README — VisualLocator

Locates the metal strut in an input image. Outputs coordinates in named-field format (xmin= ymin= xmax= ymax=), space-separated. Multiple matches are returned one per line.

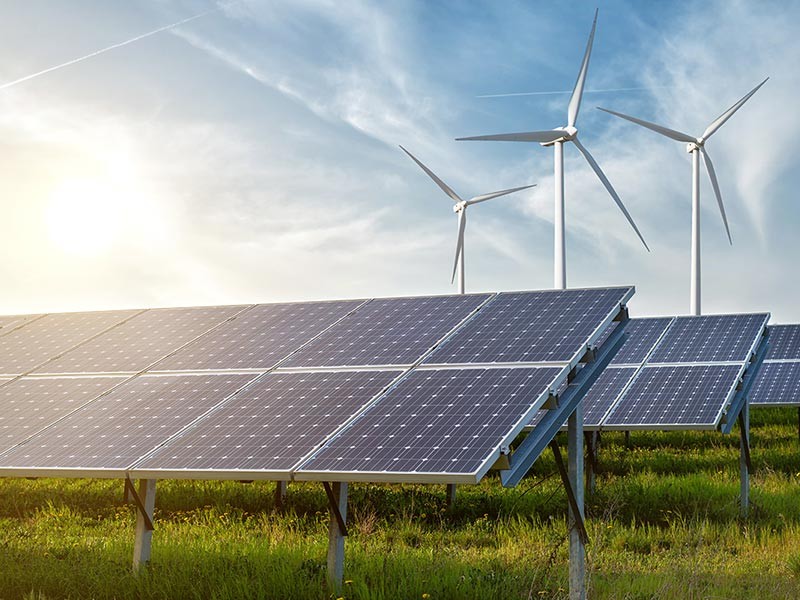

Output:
xmin=125 ymin=477 xmax=154 ymax=531
xmin=738 ymin=412 xmax=752 ymax=472
xmin=549 ymin=440 xmax=589 ymax=545
xmin=323 ymin=482 xmax=348 ymax=537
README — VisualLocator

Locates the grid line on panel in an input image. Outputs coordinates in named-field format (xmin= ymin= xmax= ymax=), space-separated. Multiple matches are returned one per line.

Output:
xmin=0 ymin=314 xmax=47 ymax=339
xmin=132 ymin=370 xmax=401 ymax=474
xmin=297 ymin=367 xmax=563 ymax=478
xmin=0 ymin=373 xmax=260 ymax=471
xmin=422 ymin=287 xmax=632 ymax=366
xmin=33 ymin=304 xmax=253 ymax=375
xmin=151 ymin=300 xmax=365 ymax=372
xmin=0 ymin=309 xmax=145 ymax=377
xmin=280 ymin=293 xmax=494 ymax=368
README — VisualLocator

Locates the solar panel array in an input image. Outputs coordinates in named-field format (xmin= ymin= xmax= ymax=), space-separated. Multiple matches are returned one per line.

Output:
xmin=750 ymin=324 xmax=800 ymax=406
xmin=555 ymin=314 xmax=768 ymax=431
xmin=0 ymin=287 xmax=633 ymax=484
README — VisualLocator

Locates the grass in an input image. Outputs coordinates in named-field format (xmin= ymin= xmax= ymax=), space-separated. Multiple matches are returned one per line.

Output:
xmin=0 ymin=407 xmax=799 ymax=599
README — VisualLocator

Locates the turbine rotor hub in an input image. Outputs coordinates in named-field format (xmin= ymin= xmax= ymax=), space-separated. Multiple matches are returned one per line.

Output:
xmin=540 ymin=126 xmax=577 ymax=146
xmin=453 ymin=201 xmax=467 ymax=213
xmin=686 ymin=140 xmax=703 ymax=153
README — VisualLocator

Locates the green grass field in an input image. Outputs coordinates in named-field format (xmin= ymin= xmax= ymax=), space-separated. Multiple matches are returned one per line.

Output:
xmin=1 ymin=407 xmax=799 ymax=599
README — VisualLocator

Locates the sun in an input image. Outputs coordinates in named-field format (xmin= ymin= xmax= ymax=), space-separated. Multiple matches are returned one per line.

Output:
xmin=46 ymin=178 xmax=123 ymax=256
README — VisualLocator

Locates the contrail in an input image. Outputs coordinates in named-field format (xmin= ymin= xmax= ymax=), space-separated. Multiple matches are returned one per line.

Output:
xmin=477 ymin=86 xmax=666 ymax=99
xmin=0 ymin=8 xmax=218 ymax=91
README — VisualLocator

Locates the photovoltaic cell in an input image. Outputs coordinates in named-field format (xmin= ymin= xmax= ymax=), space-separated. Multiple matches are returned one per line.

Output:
xmin=603 ymin=365 xmax=741 ymax=428
xmin=648 ymin=314 xmax=768 ymax=364
xmin=282 ymin=294 xmax=490 ymax=368
xmin=135 ymin=370 xmax=399 ymax=474
xmin=0 ymin=376 xmax=126 ymax=452
xmin=609 ymin=318 xmax=673 ymax=365
xmin=764 ymin=325 xmax=800 ymax=360
xmin=0 ymin=310 xmax=138 ymax=375
xmin=581 ymin=367 xmax=637 ymax=427
xmin=35 ymin=305 xmax=246 ymax=375
xmin=0 ymin=373 xmax=256 ymax=471
xmin=0 ymin=314 xmax=41 ymax=337
xmin=423 ymin=287 xmax=631 ymax=365
xmin=152 ymin=301 xmax=361 ymax=371
xmin=299 ymin=367 xmax=562 ymax=478
xmin=750 ymin=362 xmax=800 ymax=406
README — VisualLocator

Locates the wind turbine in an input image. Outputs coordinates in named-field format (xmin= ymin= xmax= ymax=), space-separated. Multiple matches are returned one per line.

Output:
xmin=597 ymin=77 xmax=768 ymax=315
xmin=399 ymin=145 xmax=535 ymax=294
xmin=456 ymin=9 xmax=649 ymax=290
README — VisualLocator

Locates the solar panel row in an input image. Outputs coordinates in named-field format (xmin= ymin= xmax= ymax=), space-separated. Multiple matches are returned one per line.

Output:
xmin=0 ymin=287 xmax=634 ymax=483
xmin=749 ymin=324 xmax=800 ymax=406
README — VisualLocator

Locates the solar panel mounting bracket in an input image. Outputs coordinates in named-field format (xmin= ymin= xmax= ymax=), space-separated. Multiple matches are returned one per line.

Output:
xmin=499 ymin=308 xmax=629 ymax=488
xmin=549 ymin=440 xmax=589 ymax=545
xmin=323 ymin=482 xmax=348 ymax=537
xmin=124 ymin=476 xmax=154 ymax=532
xmin=720 ymin=328 xmax=769 ymax=435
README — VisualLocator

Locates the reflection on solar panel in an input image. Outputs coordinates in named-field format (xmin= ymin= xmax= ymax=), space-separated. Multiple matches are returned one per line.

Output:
xmin=0 ymin=373 xmax=256 ymax=472
xmin=283 ymin=294 xmax=490 ymax=368
xmin=0 ymin=376 xmax=126 ymax=452
xmin=603 ymin=365 xmax=742 ymax=429
xmin=35 ymin=306 xmax=245 ymax=375
xmin=763 ymin=325 xmax=800 ymax=361
xmin=298 ymin=367 xmax=562 ymax=481
xmin=424 ymin=287 xmax=632 ymax=365
xmin=750 ymin=361 xmax=800 ymax=406
xmin=134 ymin=370 xmax=399 ymax=476
xmin=153 ymin=301 xmax=361 ymax=372
xmin=648 ymin=314 xmax=768 ymax=364
xmin=609 ymin=318 xmax=672 ymax=365
xmin=0 ymin=310 xmax=138 ymax=375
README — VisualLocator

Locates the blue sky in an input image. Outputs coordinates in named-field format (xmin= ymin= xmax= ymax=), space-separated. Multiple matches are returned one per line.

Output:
xmin=0 ymin=0 xmax=797 ymax=321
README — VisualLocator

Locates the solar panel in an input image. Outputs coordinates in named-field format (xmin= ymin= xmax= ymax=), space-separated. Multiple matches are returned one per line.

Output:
xmin=603 ymin=365 xmax=742 ymax=429
xmin=0 ymin=373 xmax=256 ymax=473
xmin=423 ymin=287 xmax=632 ymax=365
xmin=152 ymin=301 xmax=361 ymax=372
xmin=132 ymin=370 xmax=399 ymax=477
xmin=34 ymin=305 xmax=246 ymax=375
xmin=749 ymin=362 xmax=800 ymax=406
xmin=0 ymin=376 xmax=126 ymax=452
xmin=0 ymin=310 xmax=138 ymax=376
xmin=0 ymin=314 xmax=42 ymax=337
xmin=296 ymin=367 xmax=562 ymax=482
xmin=282 ymin=294 xmax=490 ymax=368
xmin=763 ymin=325 xmax=800 ymax=360
xmin=648 ymin=314 xmax=768 ymax=364
xmin=609 ymin=318 xmax=673 ymax=365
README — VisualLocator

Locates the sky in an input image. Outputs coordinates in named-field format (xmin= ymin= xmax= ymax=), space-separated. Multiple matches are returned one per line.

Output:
xmin=0 ymin=0 xmax=797 ymax=322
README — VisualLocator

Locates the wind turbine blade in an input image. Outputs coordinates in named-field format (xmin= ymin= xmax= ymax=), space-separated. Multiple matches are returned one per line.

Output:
xmin=700 ymin=147 xmax=732 ymax=245
xmin=572 ymin=137 xmax=650 ymax=251
xmin=467 ymin=184 xmax=536 ymax=205
xmin=456 ymin=130 xmax=565 ymax=143
xmin=567 ymin=8 xmax=598 ymax=128
xmin=399 ymin=145 xmax=462 ymax=203
xmin=597 ymin=107 xmax=695 ymax=143
xmin=451 ymin=209 xmax=467 ymax=284
xmin=702 ymin=77 xmax=769 ymax=140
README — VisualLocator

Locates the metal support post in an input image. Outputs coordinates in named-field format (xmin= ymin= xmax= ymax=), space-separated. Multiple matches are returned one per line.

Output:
xmin=584 ymin=431 xmax=598 ymax=495
xmin=568 ymin=405 xmax=586 ymax=600
xmin=446 ymin=484 xmax=457 ymax=507
xmin=624 ymin=430 xmax=631 ymax=447
xmin=131 ymin=478 xmax=156 ymax=570
xmin=324 ymin=482 xmax=348 ymax=592
xmin=797 ymin=407 xmax=799 ymax=445
xmin=275 ymin=481 xmax=288 ymax=508
xmin=739 ymin=402 xmax=751 ymax=518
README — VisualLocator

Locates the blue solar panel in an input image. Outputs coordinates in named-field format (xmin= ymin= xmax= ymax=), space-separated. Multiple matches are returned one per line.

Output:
xmin=423 ymin=287 xmax=632 ymax=365
xmin=603 ymin=365 xmax=742 ymax=428
xmin=609 ymin=318 xmax=673 ymax=365
xmin=298 ymin=367 xmax=562 ymax=479
xmin=582 ymin=367 xmax=637 ymax=427
xmin=0 ymin=373 xmax=256 ymax=471
xmin=750 ymin=362 xmax=800 ymax=406
xmin=648 ymin=314 xmax=768 ymax=364
xmin=282 ymin=294 xmax=490 ymax=368
xmin=152 ymin=300 xmax=361 ymax=371
xmin=134 ymin=370 xmax=399 ymax=475
xmin=764 ymin=325 xmax=800 ymax=360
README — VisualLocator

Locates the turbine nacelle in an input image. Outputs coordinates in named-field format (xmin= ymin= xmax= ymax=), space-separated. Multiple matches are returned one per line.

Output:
xmin=453 ymin=200 xmax=468 ymax=213
xmin=540 ymin=126 xmax=579 ymax=147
